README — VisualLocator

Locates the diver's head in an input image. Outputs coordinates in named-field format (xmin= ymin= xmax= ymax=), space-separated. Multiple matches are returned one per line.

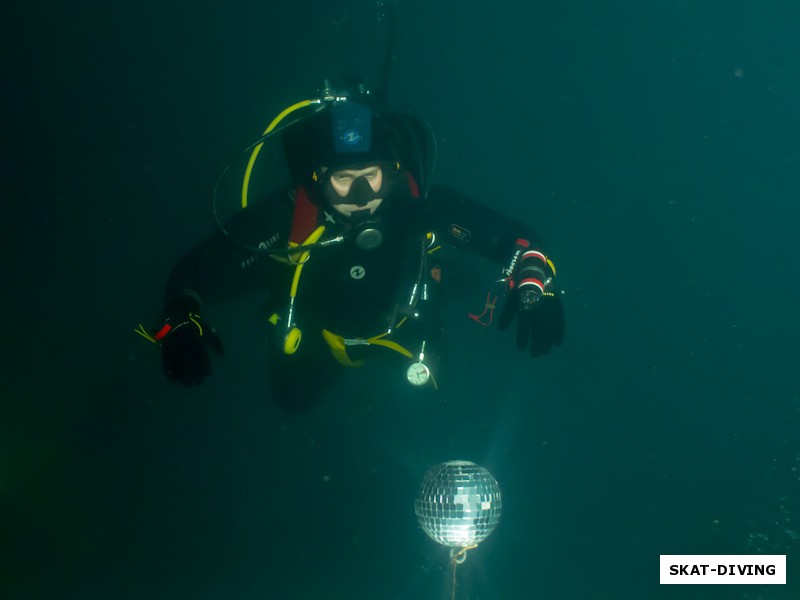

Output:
xmin=320 ymin=162 xmax=385 ymax=217
xmin=312 ymin=100 xmax=399 ymax=218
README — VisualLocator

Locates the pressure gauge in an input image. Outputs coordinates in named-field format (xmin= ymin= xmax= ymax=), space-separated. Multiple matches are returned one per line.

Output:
xmin=406 ymin=362 xmax=431 ymax=386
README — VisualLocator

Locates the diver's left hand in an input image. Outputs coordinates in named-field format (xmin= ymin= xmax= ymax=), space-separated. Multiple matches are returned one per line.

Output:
xmin=498 ymin=288 xmax=564 ymax=356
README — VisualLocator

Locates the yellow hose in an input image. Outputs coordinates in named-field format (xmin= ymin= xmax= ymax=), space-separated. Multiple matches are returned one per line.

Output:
xmin=241 ymin=98 xmax=320 ymax=209
xmin=289 ymin=225 xmax=326 ymax=297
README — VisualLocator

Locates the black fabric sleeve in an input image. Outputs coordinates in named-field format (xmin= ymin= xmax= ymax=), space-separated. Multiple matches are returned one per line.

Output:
xmin=163 ymin=189 xmax=294 ymax=315
xmin=424 ymin=185 xmax=545 ymax=264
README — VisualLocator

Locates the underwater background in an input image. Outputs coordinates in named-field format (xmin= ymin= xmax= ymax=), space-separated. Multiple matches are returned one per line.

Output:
xmin=3 ymin=0 xmax=800 ymax=598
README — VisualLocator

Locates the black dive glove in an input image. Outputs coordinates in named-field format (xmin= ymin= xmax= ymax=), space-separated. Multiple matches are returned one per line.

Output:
xmin=497 ymin=240 xmax=565 ymax=356
xmin=151 ymin=295 xmax=224 ymax=386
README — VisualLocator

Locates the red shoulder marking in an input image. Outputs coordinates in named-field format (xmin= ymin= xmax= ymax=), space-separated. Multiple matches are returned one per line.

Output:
xmin=405 ymin=171 xmax=420 ymax=199
xmin=289 ymin=186 xmax=320 ymax=244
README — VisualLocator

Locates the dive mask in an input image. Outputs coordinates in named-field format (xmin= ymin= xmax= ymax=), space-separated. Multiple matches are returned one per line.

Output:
xmin=321 ymin=162 xmax=396 ymax=208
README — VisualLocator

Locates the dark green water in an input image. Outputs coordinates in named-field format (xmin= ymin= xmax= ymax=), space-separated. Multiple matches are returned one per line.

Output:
xmin=3 ymin=1 xmax=799 ymax=598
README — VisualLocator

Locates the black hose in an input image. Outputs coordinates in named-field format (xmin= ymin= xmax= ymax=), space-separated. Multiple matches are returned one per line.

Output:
xmin=377 ymin=0 xmax=396 ymax=104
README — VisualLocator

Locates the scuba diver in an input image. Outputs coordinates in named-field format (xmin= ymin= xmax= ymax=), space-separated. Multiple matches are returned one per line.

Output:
xmin=136 ymin=79 xmax=565 ymax=410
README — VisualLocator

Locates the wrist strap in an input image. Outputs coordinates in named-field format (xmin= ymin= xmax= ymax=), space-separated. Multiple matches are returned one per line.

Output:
xmin=134 ymin=313 xmax=203 ymax=344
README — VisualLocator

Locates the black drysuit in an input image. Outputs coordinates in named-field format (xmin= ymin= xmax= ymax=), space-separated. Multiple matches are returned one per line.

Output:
xmin=162 ymin=168 xmax=544 ymax=410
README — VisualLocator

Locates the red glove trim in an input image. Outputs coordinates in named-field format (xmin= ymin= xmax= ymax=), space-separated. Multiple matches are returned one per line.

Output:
xmin=521 ymin=250 xmax=546 ymax=264
xmin=154 ymin=323 xmax=172 ymax=341
xmin=518 ymin=278 xmax=545 ymax=294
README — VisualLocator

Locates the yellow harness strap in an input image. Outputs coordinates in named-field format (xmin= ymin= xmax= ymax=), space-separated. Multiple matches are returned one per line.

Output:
xmin=365 ymin=335 xmax=414 ymax=358
xmin=321 ymin=329 xmax=364 ymax=367
xmin=321 ymin=328 xmax=414 ymax=367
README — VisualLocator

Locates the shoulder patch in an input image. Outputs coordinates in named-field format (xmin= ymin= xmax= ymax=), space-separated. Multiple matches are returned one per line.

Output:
xmin=449 ymin=223 xmax=471 ymax=243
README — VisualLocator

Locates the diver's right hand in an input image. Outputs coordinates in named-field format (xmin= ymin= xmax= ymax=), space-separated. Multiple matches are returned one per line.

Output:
xmin=158 ymin=313 xmax=224 ymax=386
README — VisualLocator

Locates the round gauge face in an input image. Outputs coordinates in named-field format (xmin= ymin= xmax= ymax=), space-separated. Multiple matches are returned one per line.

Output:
xmin=406 ymin=362 xmax=430 ymax=386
